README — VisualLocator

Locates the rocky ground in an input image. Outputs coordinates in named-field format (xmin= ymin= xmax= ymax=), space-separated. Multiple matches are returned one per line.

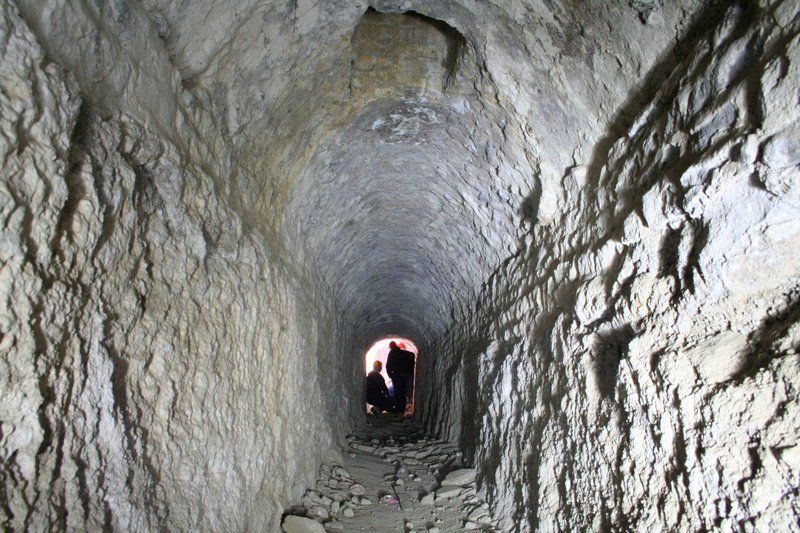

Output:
xmin=282 ymin=420 xmax=499 ymax=532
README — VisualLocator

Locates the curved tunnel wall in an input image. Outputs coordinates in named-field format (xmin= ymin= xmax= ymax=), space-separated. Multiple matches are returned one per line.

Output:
xmin=2 ymin=0 xmax=800 ymax=531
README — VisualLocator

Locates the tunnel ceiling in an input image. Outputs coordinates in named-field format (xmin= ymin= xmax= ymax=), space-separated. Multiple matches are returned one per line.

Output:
xmin=132 ymin=0 xmax=706 ymax=344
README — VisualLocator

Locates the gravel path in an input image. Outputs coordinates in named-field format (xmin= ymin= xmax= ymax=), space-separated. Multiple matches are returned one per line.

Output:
xmin=282 ymin=421 xmax=499 ymax=532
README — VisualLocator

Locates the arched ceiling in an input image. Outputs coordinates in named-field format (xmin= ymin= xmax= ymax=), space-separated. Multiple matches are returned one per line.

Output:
xmin=130 ymin=0 xmax=705 ymax=345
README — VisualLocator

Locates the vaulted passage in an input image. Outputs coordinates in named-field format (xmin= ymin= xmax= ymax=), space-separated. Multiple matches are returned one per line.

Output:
xmin=2 ymin=1 xmax=800 ymax=531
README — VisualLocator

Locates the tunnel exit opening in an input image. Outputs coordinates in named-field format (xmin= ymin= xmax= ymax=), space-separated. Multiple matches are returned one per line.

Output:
xmin=365 ymin=337 xmax=418 ymax=416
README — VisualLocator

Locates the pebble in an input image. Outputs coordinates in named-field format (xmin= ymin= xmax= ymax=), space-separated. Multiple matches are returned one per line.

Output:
xmin=309 ymin=506 xmax=328 ymax=519
xmin=442 ymin=469 xmax=476 ymax=486
xmin=333 ymin=466 xmax=351 ymax=478
xmin=435 ymin=485 xmax=461 ymax=500
xmin=467 ymin=507 xmax=486 ymax=521
xmin=420 ymin=493 xmax=435 ymax=505
xmin=282 ymin=515 xmax=326 ymax=533
xmin=342 ymin=508 xmax=355 ymax=518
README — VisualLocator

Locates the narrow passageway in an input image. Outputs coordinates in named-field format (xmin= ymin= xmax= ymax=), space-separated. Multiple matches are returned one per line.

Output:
xmin=283 ymin=420 xmax=498 ymax=532
xmin=2 ymin=1 xmax=799 ymax=531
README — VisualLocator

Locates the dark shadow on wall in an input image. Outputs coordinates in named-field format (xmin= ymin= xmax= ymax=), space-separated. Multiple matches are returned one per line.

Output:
xmin=592 ymin=324 xmax=636 ymax=400
xmin=458 ymin=335 xmax=492 ymax=462
xmin=402 ymin=10 xmax=465 ymax=90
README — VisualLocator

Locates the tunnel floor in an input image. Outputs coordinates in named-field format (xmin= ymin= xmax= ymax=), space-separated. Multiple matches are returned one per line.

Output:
xmin=282 ymin=420 xmax=498 ymax=532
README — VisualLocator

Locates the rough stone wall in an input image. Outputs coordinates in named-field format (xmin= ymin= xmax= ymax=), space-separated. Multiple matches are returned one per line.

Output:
xmin=3 ymin=0 xmax=799 ymax=531
xmin=432 ymin=1 xmax=800 ymax=530
xmin=1 ymin=4 xmax=350 ymax=530
xmin=95 ymin=0 xmax=712 ymax=421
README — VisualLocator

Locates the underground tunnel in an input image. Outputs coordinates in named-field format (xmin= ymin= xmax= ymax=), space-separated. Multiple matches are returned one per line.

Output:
xmin=1 ymin=0 xmax=799 ymax=531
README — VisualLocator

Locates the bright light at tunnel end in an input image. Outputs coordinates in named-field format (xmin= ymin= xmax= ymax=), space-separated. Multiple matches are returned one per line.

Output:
xmin=365 ymin=337 xmax=418 ymax=415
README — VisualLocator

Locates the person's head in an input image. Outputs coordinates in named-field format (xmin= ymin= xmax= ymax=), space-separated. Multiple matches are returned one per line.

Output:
xmin=389 ymin=341 xmax=397 ymax=349
xmin=398 ymin=342 xmax=405 ymax=349
xmin=373 ymin=360 xmax=382 ymax=372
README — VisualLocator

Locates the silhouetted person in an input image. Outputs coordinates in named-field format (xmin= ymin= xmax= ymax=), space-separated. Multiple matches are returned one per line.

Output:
xmin=398 ymin=342 xmax=416 ymax=405
xmin=386 ymin=341 xmax=415 ymax=414
xmin=366 ymin=361 xmax=392 ymax=414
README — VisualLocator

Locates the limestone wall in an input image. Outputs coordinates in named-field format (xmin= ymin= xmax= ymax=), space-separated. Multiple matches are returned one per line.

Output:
xmin=429 ymin=1 xmax=800 ymax=529
xmin=2 ymin=0 xmax=799 ymax=531
xmin=0 ymin=3 xmax=350 ymax=530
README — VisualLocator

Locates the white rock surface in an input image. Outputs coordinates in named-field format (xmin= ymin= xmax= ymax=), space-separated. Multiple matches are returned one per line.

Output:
xmin=282 ymin=515 xmax=326 ymax=533
xmin=434 ymin=486 xmax=462 ymax=500
xmin=441 ymin=468 xmax=476 ymax=486
xmin=1 ymin=0 xmax=798 ymax=531
xmin=418 ymin=3 xmax=800 ymax=531
xmin=0 ymin=2 xmax=351 ymax=530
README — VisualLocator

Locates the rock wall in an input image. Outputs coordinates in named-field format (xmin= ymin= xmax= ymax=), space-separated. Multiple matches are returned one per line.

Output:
xmin=1 ymin=3 xmax=351 ymax=530
xmin=2 ymin=0 xmax=799 ymax=531
xmin=427 ymin=1 xmax=800 ymax=530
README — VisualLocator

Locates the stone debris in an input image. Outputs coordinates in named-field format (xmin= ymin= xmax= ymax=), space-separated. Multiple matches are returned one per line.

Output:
xmin=280 ymin=459 xmax=370 ymax=528
xmin=283 ymin=432 xmax=499 ymax=530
